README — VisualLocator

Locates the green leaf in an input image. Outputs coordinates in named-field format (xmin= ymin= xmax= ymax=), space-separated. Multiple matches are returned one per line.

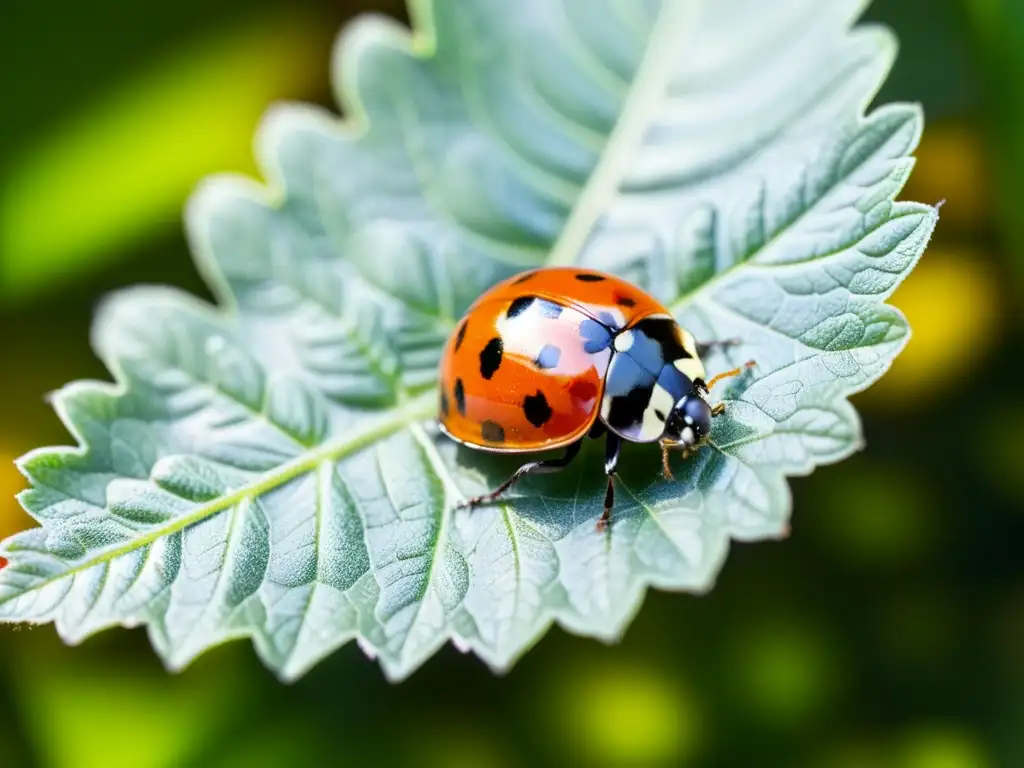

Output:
xmin=0 ymin=0 xmax=936 ymax=681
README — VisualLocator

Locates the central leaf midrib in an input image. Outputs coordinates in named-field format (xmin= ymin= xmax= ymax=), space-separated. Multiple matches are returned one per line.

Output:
xmin=47 ymin=0 xmax=705 ymax=602
xmin=0 ymin=390 xmax=438 ymax=608
xmin=545 ymin=0 xmax=699 ymax=268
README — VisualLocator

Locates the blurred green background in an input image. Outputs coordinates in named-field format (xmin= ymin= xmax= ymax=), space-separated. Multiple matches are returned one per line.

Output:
xmin=1 ymin=0 xmax=1022 ymax=766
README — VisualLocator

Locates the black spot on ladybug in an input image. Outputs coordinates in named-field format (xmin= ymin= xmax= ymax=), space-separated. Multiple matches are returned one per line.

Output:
xmin=480 ymin=337 xmax=503 ymax=380
xmin=506 ymin=296 xmax=535 ymax=319
xmin=454 ymin=379 xmax=466 ymax=416
xmin=654 ymin=408 xmax=666 ymax=422
xmin=481 ymin=420 xmax=505 ymax=443
xmin=513 ymin=270 xmax=538 ymax=284
xmin=535 ymin=344 xmax=561 ymax=370
xmin=523 ymin=390 xmax=553 ymax=427
xmin=616 ymin=295 xmax=636 ymax=307
xmin=454 ymin=320 xmax=468 ymax=352
xmin=579 ymin=318 xmax=613 ymax=354
xmin=606 ymin=386 xmax=654 ymax=433
xmin=633 ymin=316 xmax=690 ymax=361
xmin=575 ymin=272 xmax=606 ymax=282
xmin=440 ymin=391 xmax=450 ymax=418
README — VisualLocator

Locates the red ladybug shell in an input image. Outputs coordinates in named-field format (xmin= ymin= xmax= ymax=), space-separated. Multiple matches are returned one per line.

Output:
xmin=437 ymin=267 xmax=673 ymax=453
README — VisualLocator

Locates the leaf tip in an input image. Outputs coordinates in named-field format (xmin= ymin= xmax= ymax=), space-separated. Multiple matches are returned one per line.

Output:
xmin=331 ymin=12 xmax=416 ymax=126
xmin=40 ymin=387 xmax=61 ymax=408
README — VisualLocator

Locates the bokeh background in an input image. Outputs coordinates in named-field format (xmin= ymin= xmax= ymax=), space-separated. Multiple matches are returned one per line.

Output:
xmin=1 ymin=0 xmax=1022 ymax=766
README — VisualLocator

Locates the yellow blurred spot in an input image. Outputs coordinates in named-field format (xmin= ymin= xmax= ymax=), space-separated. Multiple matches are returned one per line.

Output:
xmin=10 ymin=648 xmax=253 ymax=768
xmin=552 ymin=661 xmax=698 ymax=765
xmin=0 ymin=9 xmax=331 ymax=299
xmin=896 ymin=727 xmax=990 ymax=768
xmin=864 ymin=247 xmax=999 ymax=407
xmin=0 ymin=450 xmax=32 ymax=543
xmin=904 ymin=121 xmax=991 ymax=231
xmin=733 ymin=623 xmax=838 ymax=728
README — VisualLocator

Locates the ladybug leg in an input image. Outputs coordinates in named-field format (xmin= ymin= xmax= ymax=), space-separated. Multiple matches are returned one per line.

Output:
xmin=597 ymin=432 xmax=621 ymax=532
xmin=458 ymin=440 xmax=582 ymax=510
xmin=660 ymin=442 xmax=675 ymax=480
xmin=711 ymin=402 xmax=726 ymax=417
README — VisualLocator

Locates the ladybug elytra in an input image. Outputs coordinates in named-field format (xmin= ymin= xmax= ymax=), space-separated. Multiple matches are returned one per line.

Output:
xmin=437 ymin=267 xmax=751 ymax=530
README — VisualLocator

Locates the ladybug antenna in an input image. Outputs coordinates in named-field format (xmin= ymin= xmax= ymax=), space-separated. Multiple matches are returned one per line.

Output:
xmin=705 ymin=360 xmax=756 ymax=392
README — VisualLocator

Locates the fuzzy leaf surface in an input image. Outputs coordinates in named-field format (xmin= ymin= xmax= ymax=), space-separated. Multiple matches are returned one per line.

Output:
xmin=0 ymin=0 xmax=936 ymax=681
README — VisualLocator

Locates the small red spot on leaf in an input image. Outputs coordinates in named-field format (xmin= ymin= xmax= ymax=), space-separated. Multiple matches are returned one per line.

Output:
xmin=0 ymin=556 xmax=7 ymax=570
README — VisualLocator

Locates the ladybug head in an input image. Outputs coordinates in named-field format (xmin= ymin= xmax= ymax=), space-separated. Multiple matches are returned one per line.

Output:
xmin=662 ymin=391 xmax=712 ymax=448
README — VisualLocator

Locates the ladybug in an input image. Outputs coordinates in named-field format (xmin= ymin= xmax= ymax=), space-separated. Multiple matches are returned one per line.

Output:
xmin=437 ymin=267 xmax=751 ymax=529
